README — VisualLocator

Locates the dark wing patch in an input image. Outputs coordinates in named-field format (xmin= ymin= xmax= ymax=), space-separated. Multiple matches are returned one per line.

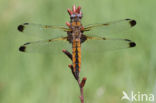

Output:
xmin=17 ymin=23 xmax=29 ymax=32
xmin=18 ymin=25 xmax=24 ymax=32
xmin=129 ymin=42 xmax=136 ymax=47
xmin=19 ymin=46 xmax=26 ymax=52
xmin=129 ymin=20 xmax=136 ymax=27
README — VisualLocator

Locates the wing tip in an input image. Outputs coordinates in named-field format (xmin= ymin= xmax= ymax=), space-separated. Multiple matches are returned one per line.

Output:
xmin=124 ymin=39 xmax=136 ymax=47
xmin=17 ymin=23 xmax=29 ymax=32
xmin=129 ymin=42 xmax=136 ymax=47
xmin=129 ymin=20 xmax=136 ymax=27
xmin=19 ymin=46 xmax=26 ymax=52
xmin=18 ymin=25 xmax=24 ymax=32
xmin=125 ymin=19 xmax=136 ymax=27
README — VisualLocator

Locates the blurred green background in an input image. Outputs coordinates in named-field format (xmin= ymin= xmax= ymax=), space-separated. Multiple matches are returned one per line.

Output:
xmin=0 ymin=0 xmax=156 ymax=103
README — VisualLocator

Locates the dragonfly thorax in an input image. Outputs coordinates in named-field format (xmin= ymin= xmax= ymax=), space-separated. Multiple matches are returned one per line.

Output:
xmin=71 ymin=27 xmax=82 ymax=39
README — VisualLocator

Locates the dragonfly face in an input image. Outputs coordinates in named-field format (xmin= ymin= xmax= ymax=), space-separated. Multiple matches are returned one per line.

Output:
xmin=18 ymin=5 xmax=136 ymax=79
xmin=70 ymin=14 xmax=82 ymax=22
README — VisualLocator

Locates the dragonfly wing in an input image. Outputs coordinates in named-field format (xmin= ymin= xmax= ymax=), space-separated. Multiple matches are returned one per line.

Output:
xmin=19 ymin=37 xmax=72 ymax=54
xmin=17 ymin=23 xmax=70 ymax=38
xmin=84 ymin=19 xmax=136 ymax=37
xmin=81 ymin=36 xmax=136 ymax=53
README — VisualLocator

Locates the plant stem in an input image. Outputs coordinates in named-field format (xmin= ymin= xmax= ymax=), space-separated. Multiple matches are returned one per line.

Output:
xmin=62 ymin=49 xmax=86 ymax=103
xmin=78 ymin=79 xmax=84 ymax=103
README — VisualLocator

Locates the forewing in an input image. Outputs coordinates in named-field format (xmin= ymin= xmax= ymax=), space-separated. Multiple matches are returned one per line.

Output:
xmin=84 ymin=19 xmax=136 ymax=37
xmin=17 ymin=23 xmax=70 ymax=38
xmin=19 ymin=37 xmax=72 ymax=54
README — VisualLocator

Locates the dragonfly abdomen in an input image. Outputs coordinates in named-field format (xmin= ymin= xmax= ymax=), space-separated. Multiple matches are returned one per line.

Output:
xmin=72 ymin=40 xmax=81 ymax=78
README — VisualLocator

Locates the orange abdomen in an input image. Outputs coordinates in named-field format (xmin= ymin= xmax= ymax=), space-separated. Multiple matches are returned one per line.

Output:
xmin=72 ymin=40 xmax=81 ymax=78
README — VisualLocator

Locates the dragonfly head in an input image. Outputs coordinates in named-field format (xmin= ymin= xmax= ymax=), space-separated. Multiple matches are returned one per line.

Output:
xmin=67 ymin=5 xmax=83 ymax=22
xmin=70 ymin=13 xmax=82 ymax=22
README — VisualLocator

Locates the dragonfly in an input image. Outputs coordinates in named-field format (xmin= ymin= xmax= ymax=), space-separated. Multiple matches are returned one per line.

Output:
xmin=18 ymin=5 xmax=136 ymax=79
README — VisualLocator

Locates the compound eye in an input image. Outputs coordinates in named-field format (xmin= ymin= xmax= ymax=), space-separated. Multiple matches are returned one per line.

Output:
xmin=70 ymin=14 xmax=75 ymax=19
xmin=77 ymin=14 xmax=82 ymax=19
